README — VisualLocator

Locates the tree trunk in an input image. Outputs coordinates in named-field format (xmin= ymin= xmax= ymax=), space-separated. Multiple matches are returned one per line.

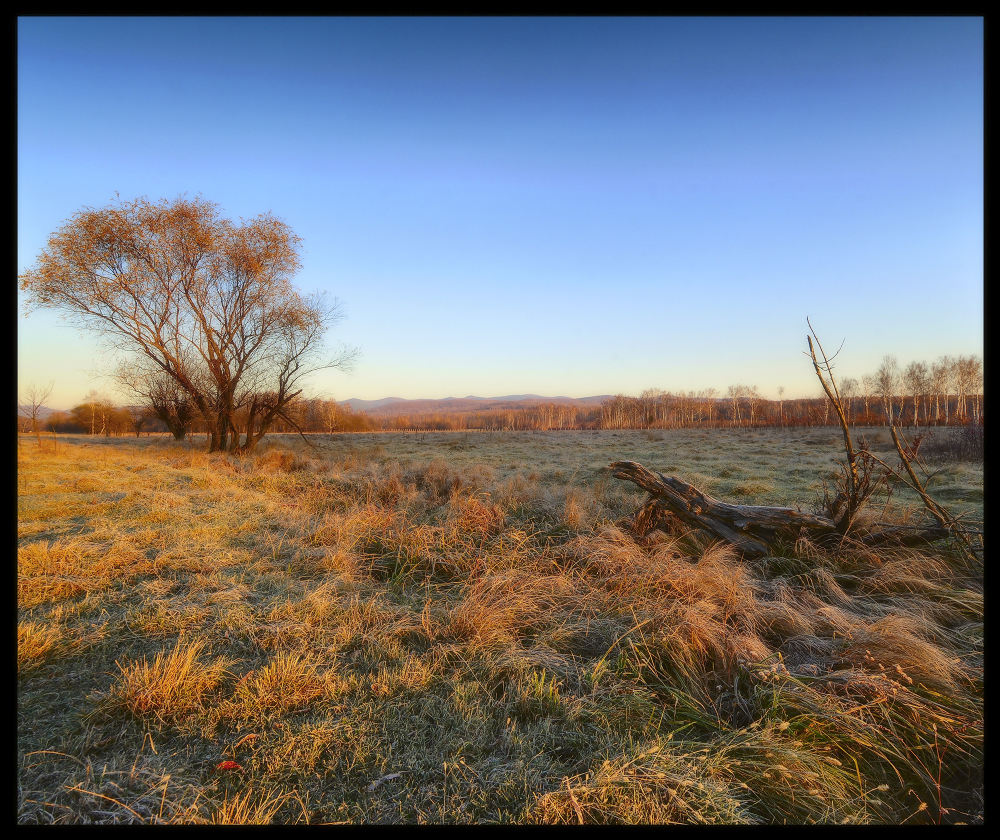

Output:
xmin=209 ymin=415 xmax=229 ymax=453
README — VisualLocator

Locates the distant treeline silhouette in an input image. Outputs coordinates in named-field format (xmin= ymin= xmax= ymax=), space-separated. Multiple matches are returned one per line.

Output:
xmin=369 ymin=353 xmax=984 ymax=431
xmin=25 ymin=353 xmax=981 ymax=437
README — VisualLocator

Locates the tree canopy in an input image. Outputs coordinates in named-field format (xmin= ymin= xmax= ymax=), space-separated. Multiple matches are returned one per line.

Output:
xmin=20 ymin=195 xmax=352 ymax=452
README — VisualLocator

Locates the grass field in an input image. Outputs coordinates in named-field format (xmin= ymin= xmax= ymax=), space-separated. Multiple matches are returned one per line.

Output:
xmin=17 ymin=429 xmax=983 ymax=824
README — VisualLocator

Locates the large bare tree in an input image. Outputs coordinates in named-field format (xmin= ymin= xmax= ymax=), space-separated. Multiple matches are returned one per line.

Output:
xmin=19 ymin=196 xmax=354 ymax=453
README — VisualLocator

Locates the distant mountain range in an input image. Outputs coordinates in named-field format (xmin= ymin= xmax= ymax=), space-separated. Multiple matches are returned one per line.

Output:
xmin=19 ymin=397 xmax=615 ymax=421
xmin=343 ymin=394 xmax=613 ymax=417
xmin=17 ymin=404 xmax=58 ymax=419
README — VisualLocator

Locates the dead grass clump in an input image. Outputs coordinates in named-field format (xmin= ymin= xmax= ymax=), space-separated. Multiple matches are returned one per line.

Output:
xmin=318 ymin=592 xmax=407 ymax=651
xmin=446 ymin=492 xmax=506 ymax=542
xmin=494 ymin=472 xmax=546 ymax=510
xmin=704 ymin=727 xmax=868 ymax=824
xmin=320 ymin=505 xmax=396 ymax=554
xmin=561 ymin=488 xmax=599 ymax=531
xmin=667 ymin=542 xmax=761 ymax=613
xmin=856 ymin=552 xmax=954 ymax=595
xmin=404 ymin=459 xmax=466 ymax=504
xmin=206 ymin=789 xmax=298 ymax=825
xmin=652 ymin=602 xmax=771 ymax=685
xmin=757 ymin=601 xmax=816 ymax=643
xmin=842 ymin=613 xmax=965 ymax=691
xmin=254 ymin=449 xmax=310 ymax=473
xmin=793 ymin=568 xmax=854 ymax=609
xmin=583 ymin=536 xmax=761 ymax=626
xmin=124 ymin=602 xmax=209 ymax=638
xmin=369 ymin=653 xmax=436 ymax=698
xmin=447 ymin=571 xmax=584 ymax=646
xmin=373 ymin=471 xmax=408 ymax=506
xmin=18 ymin=620 xmax=64 ymax=673
xmin=230 ymin=653 xmax=330 ymax=716
xmin=565 ymin=526 xmax=656 ymax=580
xmin=729 ymin=478 xmax=776 ymax=499
xmin=98 ymin=638 xmax=231 ymax=726
xmin=530 ymin=741 xmax=750 ymax=824
xmin=336 ymin=444 xmax=386 ymax=472
xmin=18 ymin=538 xmax=158 ymax=608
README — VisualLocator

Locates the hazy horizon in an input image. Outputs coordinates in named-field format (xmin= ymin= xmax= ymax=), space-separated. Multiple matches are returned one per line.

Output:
xmin=18 ymin=17 xmax=983 ymax=410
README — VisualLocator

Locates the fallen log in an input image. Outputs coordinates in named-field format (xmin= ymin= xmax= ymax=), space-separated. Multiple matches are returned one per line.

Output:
xmin=609 ymin=460 xmax=837 ymax=557
xmin=609 ymin=461 xmax=961 ymax=557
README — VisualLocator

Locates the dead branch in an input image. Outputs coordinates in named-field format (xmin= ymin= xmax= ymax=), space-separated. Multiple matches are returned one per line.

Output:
xmin=806 ymin=319 xmax=868 ymax=532
xmin=888 ymin=425 xmax=981 ymax=562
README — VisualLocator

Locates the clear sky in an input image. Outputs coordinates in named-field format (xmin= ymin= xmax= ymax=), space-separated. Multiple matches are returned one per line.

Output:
xmin=17 ymin=16 xmax=983 ymax=410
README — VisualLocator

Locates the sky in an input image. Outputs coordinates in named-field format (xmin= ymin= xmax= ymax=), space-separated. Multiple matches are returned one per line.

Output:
xmin=17 ymin=16 xmax=983 ymax=410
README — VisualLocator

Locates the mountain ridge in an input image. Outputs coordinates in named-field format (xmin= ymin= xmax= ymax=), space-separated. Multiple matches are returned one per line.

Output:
xmin=343 ymin=394 xmax=613 ymax=416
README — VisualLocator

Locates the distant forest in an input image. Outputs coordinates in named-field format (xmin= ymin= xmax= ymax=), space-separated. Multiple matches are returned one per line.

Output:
xmin=21 ymin=355 xmax=982 ymax=437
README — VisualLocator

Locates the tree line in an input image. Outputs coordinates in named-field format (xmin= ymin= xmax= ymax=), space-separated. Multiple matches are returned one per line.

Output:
xmin=374 ymin=353 xmax=982 ymax=431
xmin=26 ymin=395 xmax=375 ymax=438
xmin=23 ymin=350 xmax=980 ymax=439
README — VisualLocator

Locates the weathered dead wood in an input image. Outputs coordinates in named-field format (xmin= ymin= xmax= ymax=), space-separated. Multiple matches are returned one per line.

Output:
xmin=610 ymin=460 xmax=960 ymax=556
xmin=609 ymin=460 xmax=837 ymax=557
xmin=855 ymin=524 xmax=951 ymax=548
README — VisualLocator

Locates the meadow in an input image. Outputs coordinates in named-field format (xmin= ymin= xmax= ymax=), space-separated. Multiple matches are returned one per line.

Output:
xmin=17 ymin=428 xmax=983 ymax=824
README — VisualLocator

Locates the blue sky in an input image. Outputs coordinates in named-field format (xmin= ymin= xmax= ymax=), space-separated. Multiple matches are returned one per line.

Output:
xmin=18 ymin=17 xmax=983 ymax=409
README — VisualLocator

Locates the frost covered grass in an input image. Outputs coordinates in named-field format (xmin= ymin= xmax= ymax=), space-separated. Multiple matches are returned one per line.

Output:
xmin=17 ymin=431 xmax=982 ymax=823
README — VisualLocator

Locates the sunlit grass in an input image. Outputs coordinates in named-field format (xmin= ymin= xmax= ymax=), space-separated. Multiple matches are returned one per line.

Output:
xmin=17 ymin=432 xmax=983 ymax=824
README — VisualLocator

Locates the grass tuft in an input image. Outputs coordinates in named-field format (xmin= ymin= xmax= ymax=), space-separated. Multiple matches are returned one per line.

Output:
xmin=98 ymin=638 xmax=231 ymax=726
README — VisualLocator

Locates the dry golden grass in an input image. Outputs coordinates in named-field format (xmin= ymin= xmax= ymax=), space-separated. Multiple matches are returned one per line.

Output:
xmin=97 ymin=638 xmax=232 ymax=726
xmin=17 ymin=432 xmax=983 ymax=824
xmin=18 ymin=619 xmax=64 ymax=673
xmin=207 ymin=789 xmax=299 ymax=824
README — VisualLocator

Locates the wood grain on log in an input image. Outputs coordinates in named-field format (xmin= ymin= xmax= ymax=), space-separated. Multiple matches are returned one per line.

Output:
xmin=609 ymin=461 xmax=837 ymax=557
